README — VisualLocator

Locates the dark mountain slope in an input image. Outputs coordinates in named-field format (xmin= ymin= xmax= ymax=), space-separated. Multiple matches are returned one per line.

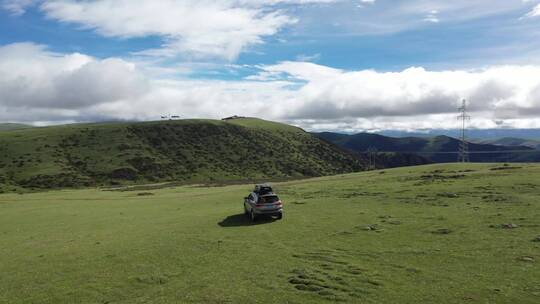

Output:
xmin=316 ymin=132 xmax=540 ymax=163
xmin=378 ymin=128 xmax=540 ymax=140
xmin=476 ymin=137 xmax=540 ymax=150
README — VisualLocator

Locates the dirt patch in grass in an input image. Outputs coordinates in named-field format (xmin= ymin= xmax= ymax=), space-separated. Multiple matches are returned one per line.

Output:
xmin=437 ymin=192 xmax=459 ymax=198
xmin=481 ymin=194 xmax=519 ymax=204
xmin=339 ymin=191 xmax=384 ymax=199
xmin=133 ymin=274 xmax=170 ymax=285
xmin=420 ymin=174 xmax=466 ymax=180
xmin=489 ymin=223 xmax=519 ymax=229
xmin=136 ymin=192 xmax=155 ymax=196
xmin=517 ymin=256 xmax=535 ymax=263
xmin=432 ymin=228 xmax=453 ymax=235
xmin=490 ymin=166 xmax=522 ymax=171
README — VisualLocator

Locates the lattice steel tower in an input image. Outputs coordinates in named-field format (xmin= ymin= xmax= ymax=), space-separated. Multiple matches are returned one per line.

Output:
xmin=367 ymin=147 xmax=378 ymax=170
xmin=457 ymin=99 xmax=471 ymax=163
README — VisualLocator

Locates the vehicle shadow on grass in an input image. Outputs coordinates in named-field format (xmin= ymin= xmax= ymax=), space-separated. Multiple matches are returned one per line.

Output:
xmin=218 ymin=213 xmax=276 ymax=227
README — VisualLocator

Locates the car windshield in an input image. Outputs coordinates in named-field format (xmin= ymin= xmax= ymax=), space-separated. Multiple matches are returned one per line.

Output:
xmin=260 ymin=195 xmax=279 ymax=204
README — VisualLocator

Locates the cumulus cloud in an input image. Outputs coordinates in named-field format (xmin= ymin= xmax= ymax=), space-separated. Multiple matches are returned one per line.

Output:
xmin=252 ymin=62 xmax=540 ymax=129
xmin=0 ymin=43 xmax=148 ymax=110
xmin=87 ymin=79 xmax=297 ymax=123
xmin=0 ymin=42 xmax=294 ymax=123
xmin=2 ymin=42 xmax=540 ymax=131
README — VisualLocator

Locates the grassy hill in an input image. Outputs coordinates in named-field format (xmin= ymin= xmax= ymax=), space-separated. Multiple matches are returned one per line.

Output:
xmin=0 ymin=118 xmax=363 ymax=192
xmin=1 ymin=163 xmax=539 ymax=303
xmin=316 ymin=132 xmax=540 ymax=163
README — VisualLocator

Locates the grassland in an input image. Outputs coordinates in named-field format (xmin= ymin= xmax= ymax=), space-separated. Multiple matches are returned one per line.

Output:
xmin=1 ymin=163 xmax=539 ymax=303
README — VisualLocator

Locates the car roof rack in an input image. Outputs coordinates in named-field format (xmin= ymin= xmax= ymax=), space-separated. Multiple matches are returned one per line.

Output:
xmin=254 ymin=183 xmax=273 ymax=195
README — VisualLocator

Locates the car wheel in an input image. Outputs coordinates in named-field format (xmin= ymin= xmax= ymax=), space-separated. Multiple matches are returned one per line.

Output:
xmin=250 ymin=210 xmax=257 ymax=222
xmin=277 ymin=212 xmax=283 ymax=220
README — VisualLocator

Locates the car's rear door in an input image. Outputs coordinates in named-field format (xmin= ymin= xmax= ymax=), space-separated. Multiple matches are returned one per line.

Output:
xmin=245 ymin=193 xmax=255 ymax=211
xmin=260 ymin=195 xmax=282 ymax=211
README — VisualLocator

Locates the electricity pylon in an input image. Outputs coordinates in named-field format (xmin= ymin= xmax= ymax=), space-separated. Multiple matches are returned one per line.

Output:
xmin=457 ymin=99 xmax=471 ymax=163
xmin=367 ymin=147 xmax=378 ymax=170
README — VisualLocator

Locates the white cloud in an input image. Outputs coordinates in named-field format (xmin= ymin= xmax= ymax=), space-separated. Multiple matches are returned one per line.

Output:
xmin=0 ymin=42 xmax=294 ymax=123
xmin=2 ymin=42 xmax=540 ymax=131
xmin=89 ymin=79 xmax=297 ymax=123
xmin=295 ymin=53 xmax=321 ymax=62
xmin=0 ymin=43 xmax=148 ymax=110
xmin=235 ymin=0 xmax=340 ymax=5
xmin=248 ymin=61 xmax=342 ymax=81
xmin=1 ymin=0 xmax=37 ymax=15
xmin=43 ymin=1 xmax=292 ymax=60
xmin=253 ymin=62 xmax=540 ymax=129
xmin=4 ymin=0 xmax=335 ymax=61
xmin=424 ymin=10 xmax=440 ymax=23
xmin=302 ymin=0 xmax=537 ymax=37
xmin=356 ymin=0 xmax=375 ymax=8
xmin=4 ymin=0 xmax=538 ymax=63
xmin=525 ymin=3 xmax=540 ymax=17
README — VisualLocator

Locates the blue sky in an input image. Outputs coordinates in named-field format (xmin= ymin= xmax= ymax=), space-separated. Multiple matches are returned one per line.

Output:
xmin=1 ymin=0 xmax=540 ymax=131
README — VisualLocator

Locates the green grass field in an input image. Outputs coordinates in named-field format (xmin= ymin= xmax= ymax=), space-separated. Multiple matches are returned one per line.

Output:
xmin=1 ymin=163 xmax=539 ymax=303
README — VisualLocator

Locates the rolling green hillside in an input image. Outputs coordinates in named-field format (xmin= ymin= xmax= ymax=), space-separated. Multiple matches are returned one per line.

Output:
xmin=316 ymin=132 xmax=540 ymax=163
xmin=1 ymin=164 xmax=539 ymax=303
xmin=0 ymin=118 xmax=364 ymax=192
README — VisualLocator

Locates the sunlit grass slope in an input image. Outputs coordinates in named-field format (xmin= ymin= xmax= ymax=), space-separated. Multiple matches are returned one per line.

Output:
xmin=1 ymin=163 xmax=539 ymax=303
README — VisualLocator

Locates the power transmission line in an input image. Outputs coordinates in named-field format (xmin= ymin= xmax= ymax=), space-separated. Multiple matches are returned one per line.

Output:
xmin=369 ymin=150 xmax=537 ymax=154
xmin=366 ymin=147 xmax=378 ymax=170
xmin=457 ymin=99 xmax=471 ymax=162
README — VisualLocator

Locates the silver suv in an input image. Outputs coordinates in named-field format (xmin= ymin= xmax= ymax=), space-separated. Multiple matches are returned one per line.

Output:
xmin=244 ymin=184 xmax=283 ymax=221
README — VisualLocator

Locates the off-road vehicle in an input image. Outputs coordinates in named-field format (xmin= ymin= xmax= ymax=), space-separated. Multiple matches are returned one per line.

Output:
xmin=243 ymin=184 xmax=283 ymax=221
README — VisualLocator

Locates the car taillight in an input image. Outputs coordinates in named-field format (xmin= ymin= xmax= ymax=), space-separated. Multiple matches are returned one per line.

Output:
xmin=255 ymin=204 xmax=265 ymax=208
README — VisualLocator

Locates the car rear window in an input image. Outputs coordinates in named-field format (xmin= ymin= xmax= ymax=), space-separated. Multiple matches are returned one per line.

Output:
xmin=260 ymin=195 xmax=280 ymax=204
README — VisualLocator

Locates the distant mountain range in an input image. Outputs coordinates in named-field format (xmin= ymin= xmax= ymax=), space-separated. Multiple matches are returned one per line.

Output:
xmin=376 ymin=128 xmax=540 ymax=140
xmin=0 ymin=123 xmax=33 ymax=131
xmin=473 ymin=137 xmax=540 ymax=150
xmin=315 ymin=132 xmax=540 ymax=163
